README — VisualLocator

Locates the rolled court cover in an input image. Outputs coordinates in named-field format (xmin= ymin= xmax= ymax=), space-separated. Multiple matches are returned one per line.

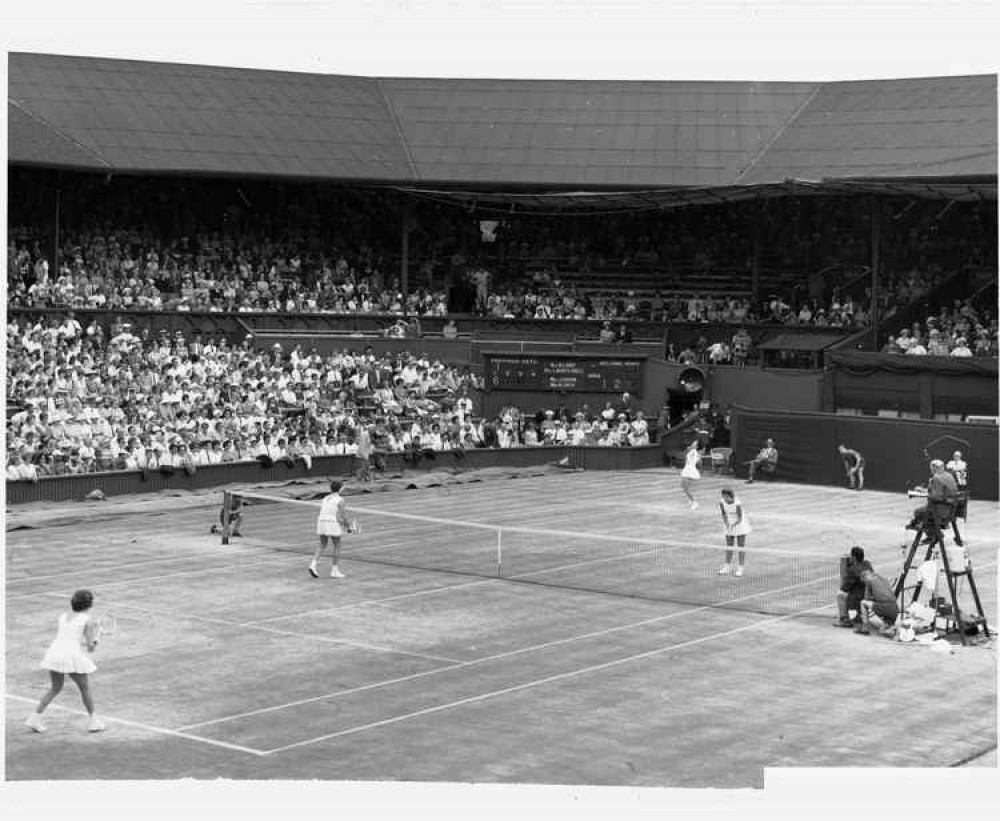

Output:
xmin=223 ymin=491 xmax=842 ymax=619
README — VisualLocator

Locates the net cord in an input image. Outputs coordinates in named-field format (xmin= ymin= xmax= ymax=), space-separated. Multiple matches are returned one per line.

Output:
xmin=223 ymin=490 xmax=849 ymax=618
xmin=229 ymin=490 xmax=833 ymax=560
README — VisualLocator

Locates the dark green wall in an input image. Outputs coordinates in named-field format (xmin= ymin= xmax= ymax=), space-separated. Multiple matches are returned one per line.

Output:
xmin=731 ymin=407 xmax=998 ymax=500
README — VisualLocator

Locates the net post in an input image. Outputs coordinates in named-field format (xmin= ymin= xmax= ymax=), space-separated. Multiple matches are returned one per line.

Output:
xmin=221 ymin=491 xmax=231 ymax=545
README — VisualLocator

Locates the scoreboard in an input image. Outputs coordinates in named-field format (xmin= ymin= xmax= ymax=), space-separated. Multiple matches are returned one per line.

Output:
xmin=484 ymin=353 xmax=644 ymax=394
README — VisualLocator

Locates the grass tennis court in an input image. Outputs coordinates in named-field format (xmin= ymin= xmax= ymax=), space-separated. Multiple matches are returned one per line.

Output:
xmin=5 ymin=468 xmax=997 ymax=786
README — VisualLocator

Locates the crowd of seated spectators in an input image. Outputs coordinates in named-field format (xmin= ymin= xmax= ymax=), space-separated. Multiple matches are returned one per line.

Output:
xmin=9 ymin=187 xmax=992 ymax=333
xmin=5 ymin=227 xmax=879 ymax=332
xmin=5 ymin=315 xmax=669 ymax=482
xmin=5 ymin=315 xmax=487 ymax=481
xmin=472 ymin=394 xmax=655 ymax=450
xmin=7 ymin=230 xmax=450 ymax=317
xmin=464 ymin=270 xmax=886 ymax=329
xmin=460 ymin=264 xmax=949 ymax=333
xmin=880 ymin=298 xmax=998 ymax=358
xmin=6 ymin=227 xmax=807 ymax=326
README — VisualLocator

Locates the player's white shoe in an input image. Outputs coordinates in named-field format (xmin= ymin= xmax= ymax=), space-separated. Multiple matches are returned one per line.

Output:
xmin=718 ymin=564 xmax=731 ymax=575
xmin=330 ymin=567 xmax=346 ymax=579
xmin=87 ymin=715 xmax=106 ymax=733
xmin=735 ymin=566 xmax=744 ymax=577
xmin=25 ymin=713 xmax=46 ymax=733
xmin=690 ymin=501 xmax=699 ymax=511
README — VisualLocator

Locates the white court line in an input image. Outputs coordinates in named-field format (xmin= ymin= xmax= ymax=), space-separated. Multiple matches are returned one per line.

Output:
xmin=244 ymin=578 xmax=494 ymax=625
xmin=25 ymin=592 xmax=464 ymax=666
xmin=244 ymin=622 xmax=462 ymax=664
xmin=5 ymin=693 xmax=266 ymax=756
xmin=4 ymin=545 xmax=259 ymax=585
xmin=3 ymin=552 xmax=304 ymax=600
xmin=176 ymin=571 xmax=838 ymax=731
xmin=260 ymin=600 xmax=834 ymax=755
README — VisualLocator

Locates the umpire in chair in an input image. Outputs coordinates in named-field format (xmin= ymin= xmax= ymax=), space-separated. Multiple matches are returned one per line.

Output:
xmin=907 ymin=459 xmax=960 ymax=545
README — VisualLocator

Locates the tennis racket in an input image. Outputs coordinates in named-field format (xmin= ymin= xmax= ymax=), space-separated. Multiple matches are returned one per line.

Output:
xmin=96 ymin=614 xmax=118 ymax=639
xmin=347 ymin=518 xmax=361 ymax=534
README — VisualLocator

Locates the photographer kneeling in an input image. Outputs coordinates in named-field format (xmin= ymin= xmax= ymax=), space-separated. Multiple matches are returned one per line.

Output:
xmin=856 ymin=568 xmax=899 ymax=636
xmin=834 ymin=546 xmax=873 ymax=629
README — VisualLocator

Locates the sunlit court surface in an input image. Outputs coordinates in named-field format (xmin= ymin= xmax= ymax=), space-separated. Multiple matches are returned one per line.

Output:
xmin=5 ymin=468 xmax=997 ymax=786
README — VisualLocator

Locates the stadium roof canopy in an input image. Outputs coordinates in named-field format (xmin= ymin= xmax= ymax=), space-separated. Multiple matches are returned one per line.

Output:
xmin=8 ymin=53 xmax=997 ymax=211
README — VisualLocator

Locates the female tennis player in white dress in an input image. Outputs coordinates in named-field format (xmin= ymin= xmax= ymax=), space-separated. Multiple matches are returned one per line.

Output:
xmin=310 ymin=480 xmax=351 ymax=579
xmin=717 ymin=488 xmax=752 ymax=576
xmin=25 ymin=589 xmax=105 ymax=733
xmin=680 ymin=440 xmax=702 ymax=510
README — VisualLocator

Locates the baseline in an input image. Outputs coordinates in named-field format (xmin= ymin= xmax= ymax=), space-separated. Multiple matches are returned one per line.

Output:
xmin=5 ymin=693 xmax=266 ymax=756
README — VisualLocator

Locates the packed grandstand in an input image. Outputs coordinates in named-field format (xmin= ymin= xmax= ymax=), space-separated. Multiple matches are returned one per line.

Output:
xmin=6 ymin=54 xmax=998 ymax=483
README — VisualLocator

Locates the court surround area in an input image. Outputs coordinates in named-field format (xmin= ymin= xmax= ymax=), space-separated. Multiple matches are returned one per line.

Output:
xmin=5 ymin=468 xmax=997 ymax=786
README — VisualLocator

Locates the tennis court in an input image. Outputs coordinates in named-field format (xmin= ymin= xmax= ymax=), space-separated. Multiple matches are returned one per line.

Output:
xmin=5 ymin=468 xmax=997 ymax=786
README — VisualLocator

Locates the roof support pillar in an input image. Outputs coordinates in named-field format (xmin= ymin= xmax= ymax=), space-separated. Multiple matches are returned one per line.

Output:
xmin=870 ymin=196 xmax=883 ymax=352
xmin=400 ymin=202 xmax=412 ymax=298
xmin=52 ymin=178 xmax=61 ymax=283
xmin=751 ymin=200 xmax=762 ymax=303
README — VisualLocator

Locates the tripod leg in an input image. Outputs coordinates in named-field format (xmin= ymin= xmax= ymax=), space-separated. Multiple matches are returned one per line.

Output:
xmin=895 ymin=529 xmax=922 ymax=600
xmin=965 ymin=569 xmax=989 ymax=637
xmin=938 ymin=538 xmax=968 ymax=647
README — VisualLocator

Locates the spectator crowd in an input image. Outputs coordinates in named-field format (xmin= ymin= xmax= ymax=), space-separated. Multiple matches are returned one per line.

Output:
xmin=12 ymin=223 xmax=985 ymax=342
xmin=881 ymin=298 xmax=997 ymax=358
xmin=8 ymin=229 xmax=450 ymax=318
xmin=5 ymin=183 xmax=996 ymax=483
xmin=5 ymin=317 xmax=660 ymax=482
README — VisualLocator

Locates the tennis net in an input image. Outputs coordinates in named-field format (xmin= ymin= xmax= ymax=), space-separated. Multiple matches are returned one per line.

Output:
xmin=220 ymin=490 xmax=843 ymax=618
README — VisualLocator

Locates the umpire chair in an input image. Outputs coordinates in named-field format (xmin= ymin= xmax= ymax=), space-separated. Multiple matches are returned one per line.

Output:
xmin=893 ymin=498 xmax=989 ymax=646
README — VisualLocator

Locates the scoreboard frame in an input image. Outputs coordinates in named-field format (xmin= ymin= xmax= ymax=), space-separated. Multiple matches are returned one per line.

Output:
xmin=483 ymin=352 xmax=645 ymax=394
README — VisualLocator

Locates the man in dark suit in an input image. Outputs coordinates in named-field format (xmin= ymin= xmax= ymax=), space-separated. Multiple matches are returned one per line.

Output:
xmin=908 ymin=459 xmax=959 ymax=541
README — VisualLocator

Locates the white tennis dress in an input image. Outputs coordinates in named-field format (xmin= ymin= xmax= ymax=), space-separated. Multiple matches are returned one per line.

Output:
xmin=40 ymin=611 xmax=97 ymax=674
xmin=720 ymin=497 xmax=752 ymax=537
xmin=316 ymin=492 xmax=344 ymax=537
xmin=681 ymin=448 xmax=701 ymax=480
